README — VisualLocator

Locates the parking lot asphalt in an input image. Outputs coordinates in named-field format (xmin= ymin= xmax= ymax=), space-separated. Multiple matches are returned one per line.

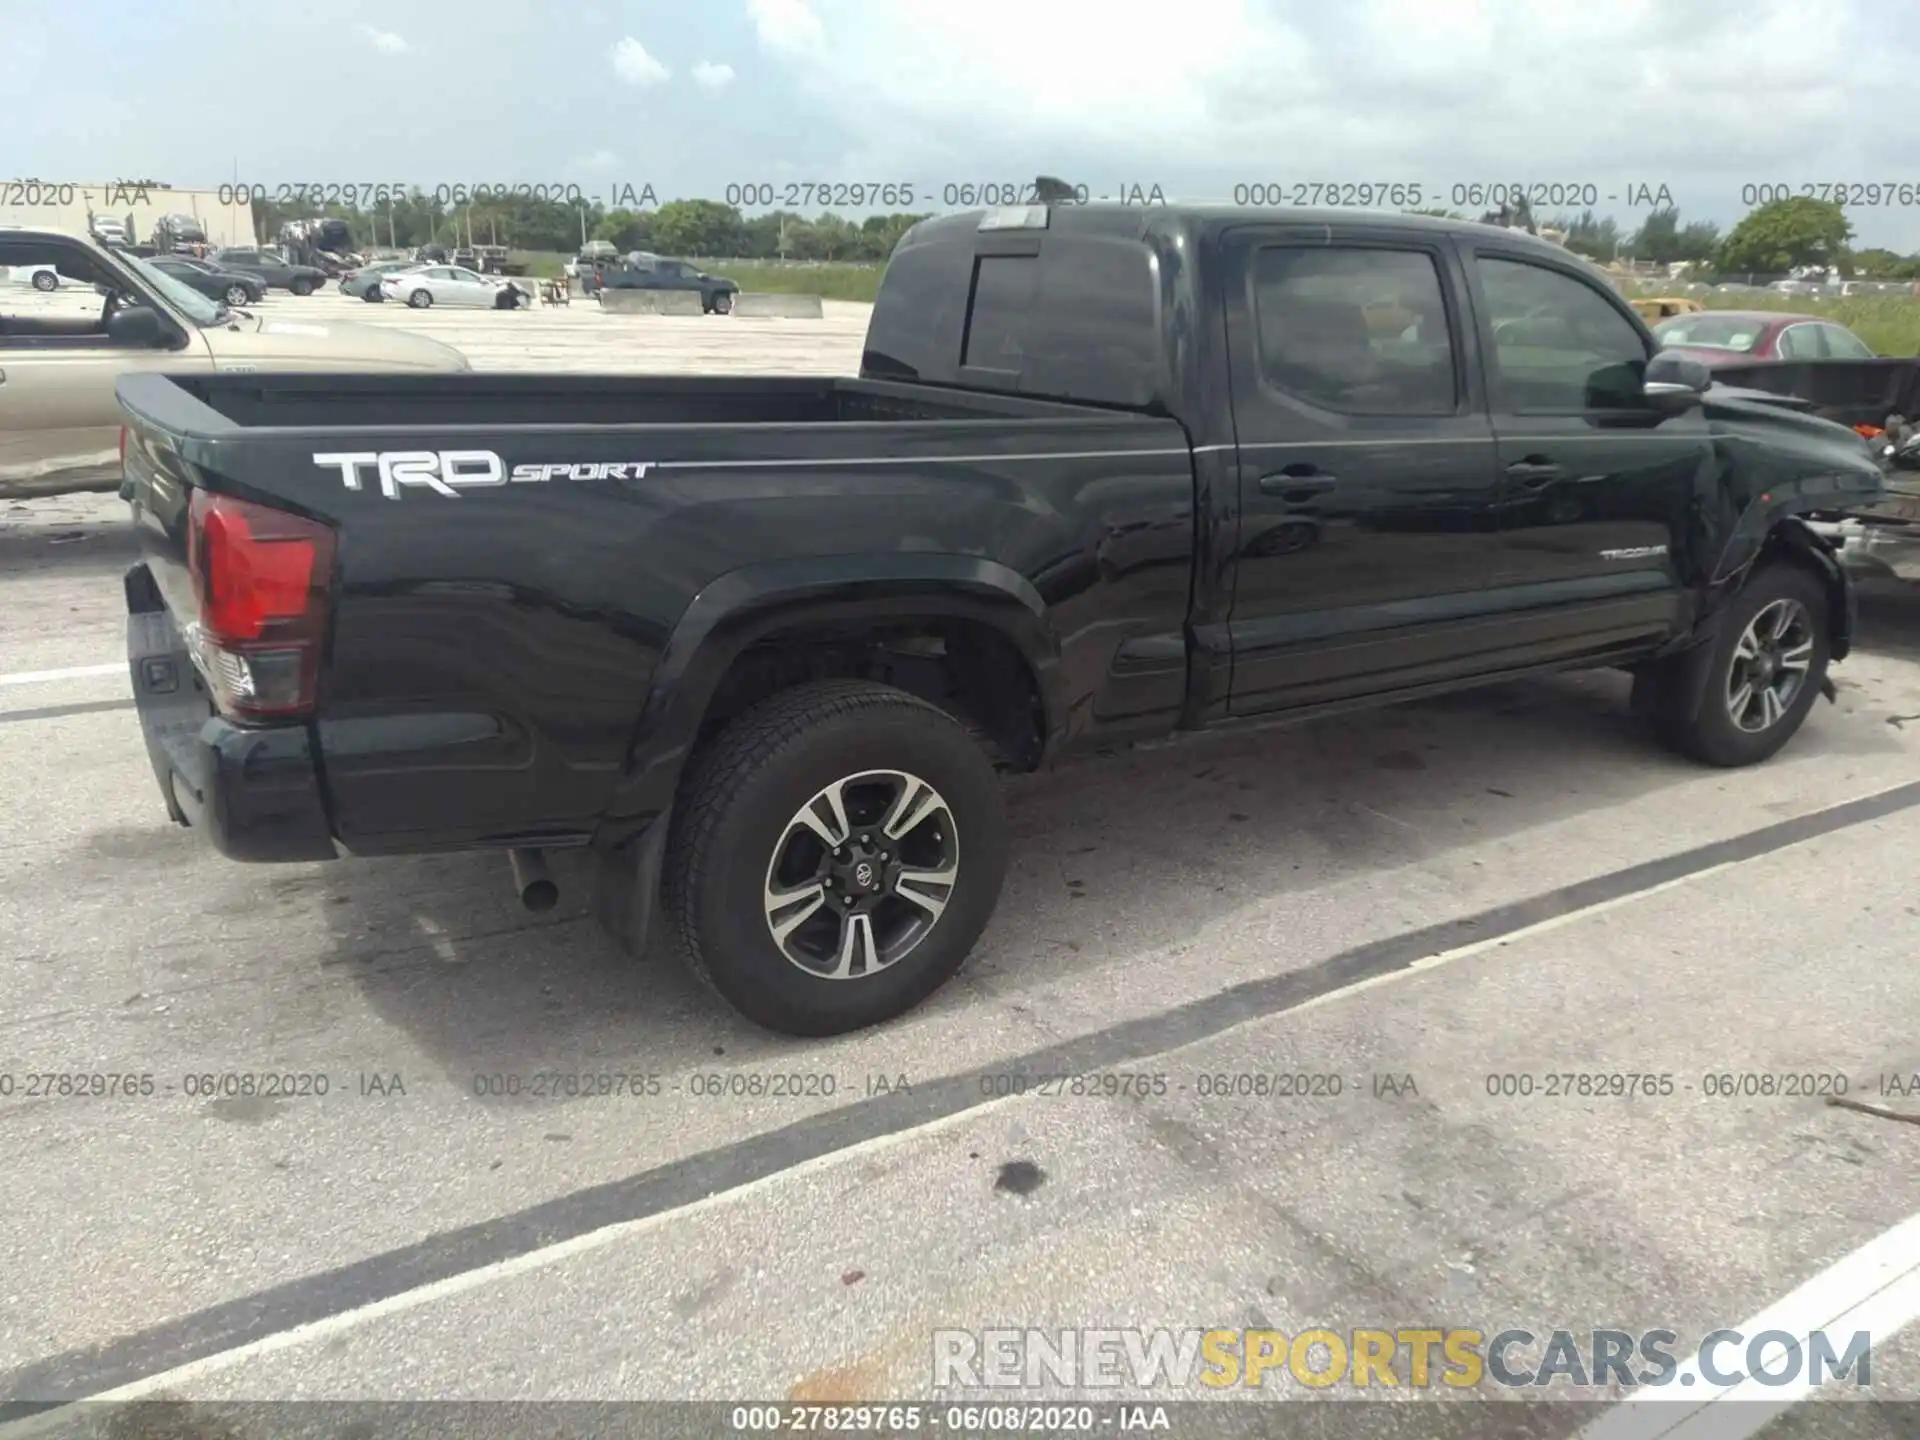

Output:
xmin=1 ymin=299 xmax=1917 ymax=1439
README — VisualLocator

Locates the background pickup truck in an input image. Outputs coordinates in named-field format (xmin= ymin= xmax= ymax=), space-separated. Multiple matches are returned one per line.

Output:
xmin=117 ymin=202 xmax=1887 ymax=1037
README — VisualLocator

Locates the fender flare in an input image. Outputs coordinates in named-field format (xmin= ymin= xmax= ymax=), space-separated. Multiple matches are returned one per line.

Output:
xmin=604 ymin=553 xmax=1064 ymax=837
xmin=1641 ymin=515 xmax=1854 ymax=725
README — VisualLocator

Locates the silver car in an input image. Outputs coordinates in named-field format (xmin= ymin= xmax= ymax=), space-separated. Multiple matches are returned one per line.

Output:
xmin=380 ymin=264 xmax=527 ymax=309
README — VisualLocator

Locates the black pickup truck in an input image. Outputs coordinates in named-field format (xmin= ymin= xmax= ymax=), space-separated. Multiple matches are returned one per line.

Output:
xmin=117 ymin=203 xmax=1887 ymax=1036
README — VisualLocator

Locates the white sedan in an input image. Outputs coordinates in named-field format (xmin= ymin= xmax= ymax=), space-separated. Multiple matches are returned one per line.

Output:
xmin=1 ymin=260 xmax=63 ymax=291
xmin=380 ymin=264 xmax=527 ymax=310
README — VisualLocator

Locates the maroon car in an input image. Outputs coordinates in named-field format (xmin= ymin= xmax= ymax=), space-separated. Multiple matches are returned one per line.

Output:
xmin=1651 ymin=310 xmax=1877 ymax=366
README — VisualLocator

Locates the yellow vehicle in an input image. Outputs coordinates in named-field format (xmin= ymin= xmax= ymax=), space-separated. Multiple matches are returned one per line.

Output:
xmin=1631 ymin=296 xmax=1704 ymax=322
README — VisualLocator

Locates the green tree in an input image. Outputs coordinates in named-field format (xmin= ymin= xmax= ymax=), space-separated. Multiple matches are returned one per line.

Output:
xmin=593 ymin=208 xmax=655 ymax=252
xmin=1629 ymin=207 xmax=1719 ymax=265
xmin=1850 ymin=247 xmax=1919 ymax=280
xmin=651 ymin=200 xmax=745 ymax=257
xmin=1555 ymin=210 xmax=1622 ymax=262
xmin=1715 ymin=196 xmax=1852 ymax=275
xmin=788 ymin=213 xmax=863 ymax=260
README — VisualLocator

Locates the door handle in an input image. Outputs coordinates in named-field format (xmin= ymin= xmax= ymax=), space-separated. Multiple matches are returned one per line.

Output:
xmin=1505 ymin=457 xmax=1564 ymax=488
xmin=1258 ymin=468 xmax=1339 ymax=501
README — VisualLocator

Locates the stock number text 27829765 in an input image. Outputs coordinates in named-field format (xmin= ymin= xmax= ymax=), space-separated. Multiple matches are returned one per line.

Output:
xmin=215 ymin=182 xmax=605 ymax=208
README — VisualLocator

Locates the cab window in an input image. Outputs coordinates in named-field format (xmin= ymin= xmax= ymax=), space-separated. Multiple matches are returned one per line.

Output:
xmin=1476 ymin=256 xmax=1648 ymax=411
xmin=1776 ymin=324 xmax=1825 ymax=359
xmin=1250 ymin=246 xmax=1459 ymax=414
xmin=1820 ymin=324 xmax=1874 ymax=359
xmin=0 ymin=241 xmax=138 ymax=347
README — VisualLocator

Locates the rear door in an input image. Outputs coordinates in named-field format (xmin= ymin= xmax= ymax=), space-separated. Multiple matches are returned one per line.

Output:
xmin=1220 ymin=221 xmax=1509 ymax=715
xmin=1460 ymin=241 xmax=1703 ymax=652
xmin=445 ymin=267 xmax=494 ymax=305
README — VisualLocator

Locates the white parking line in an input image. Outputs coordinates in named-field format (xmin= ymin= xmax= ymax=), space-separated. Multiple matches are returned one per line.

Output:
xmin=0 ymin=663 xmax=123 ymax=687
xmin=1575 ymin=1210 xmax=1920 ymax=1437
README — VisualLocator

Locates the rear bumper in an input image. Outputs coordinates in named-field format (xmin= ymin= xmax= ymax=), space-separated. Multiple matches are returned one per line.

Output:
xmin=126 ymin=565 xmax=338 ymax=864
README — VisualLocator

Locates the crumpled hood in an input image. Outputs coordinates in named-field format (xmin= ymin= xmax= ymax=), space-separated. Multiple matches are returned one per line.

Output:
xmin=1703 ymin=383 xmax=1878 ymax=459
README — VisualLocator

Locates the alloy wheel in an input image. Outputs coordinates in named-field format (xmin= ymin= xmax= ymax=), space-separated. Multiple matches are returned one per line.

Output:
xmin=1725 ymin=598 xmax=1814 ymax=733
xmin=761 ymin=770 xmax=959 ymax=980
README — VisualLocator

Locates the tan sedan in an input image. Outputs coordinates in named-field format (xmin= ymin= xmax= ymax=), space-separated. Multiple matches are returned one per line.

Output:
xmin=0 ymin=228 xmax=470 ymax=500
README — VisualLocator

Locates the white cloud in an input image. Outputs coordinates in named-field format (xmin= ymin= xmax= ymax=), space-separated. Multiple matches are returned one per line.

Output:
xmin=353 ymin=23 xmax=408 ymax=54
xmin=610 ymin=36 xmax=671 ymax=87
xmin=740 ymin=0 xmax=1904 ymax=205
xmin=749 ymin=0 xmax=825 ymax=54
xmin=691 ymin=61 xmax=737 ymax=90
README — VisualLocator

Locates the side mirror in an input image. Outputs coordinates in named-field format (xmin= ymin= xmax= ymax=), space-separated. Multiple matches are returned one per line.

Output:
xmin=106 ymin=303 xmax=168 ymax=347
xmin=1643 ymin=350 xmax=1710 ymax=413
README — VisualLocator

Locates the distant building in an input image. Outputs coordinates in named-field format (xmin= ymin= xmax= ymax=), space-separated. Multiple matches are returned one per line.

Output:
xmin=0 ymin=182 xmax=253 ymax=248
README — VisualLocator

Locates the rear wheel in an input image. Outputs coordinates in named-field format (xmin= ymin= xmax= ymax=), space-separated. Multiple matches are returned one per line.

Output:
xmin=1650 ymin=562 xmax=1830 ymax=767
xmin=407 ymin=288 xmax=432 ymax=308
xmin=663 ymin=680 xmax=1008 ymax=1036
xmin=32 ymin=270 xmax=57 ymax=291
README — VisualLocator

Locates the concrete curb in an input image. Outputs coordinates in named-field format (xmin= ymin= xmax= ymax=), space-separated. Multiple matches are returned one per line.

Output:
xmin=599 ymin=289 xmax=705 ymax=315
xmin=730 ymin=292 xmax=825 ymax=319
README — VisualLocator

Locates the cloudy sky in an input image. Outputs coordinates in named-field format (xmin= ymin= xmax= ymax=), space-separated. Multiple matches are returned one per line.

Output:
xmin=4 ymin=0 xmax=1917 ymax=249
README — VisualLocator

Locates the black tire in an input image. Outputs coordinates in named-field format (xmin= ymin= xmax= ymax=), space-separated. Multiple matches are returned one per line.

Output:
xmin=363 ymin=289 xmax=383 ymax=302
xmin=32 ymin=270 xmax=58 ymax=292
xmin=407 ymin=288 xmax=432 ymax=308
xmin=289 ymin=278 xmax=315 ymax=297
xmin=710 ymin=292 xmax=733 ymax=315
xmin=663 ymin=680 xmax=1008 ymax=1037
xmin=223 ymin=284 xmax=250 ymax=306
xmin=1651 ymin=561 xmax=1831 ymax=767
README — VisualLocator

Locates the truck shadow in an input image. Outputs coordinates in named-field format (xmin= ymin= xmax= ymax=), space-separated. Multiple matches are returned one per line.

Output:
xmin=310 ymin=640 xmax=1916 ymax=1104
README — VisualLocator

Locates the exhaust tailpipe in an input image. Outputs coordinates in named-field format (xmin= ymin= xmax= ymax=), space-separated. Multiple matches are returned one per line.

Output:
xmin=509 ymin=847 xmax=558 ymax=912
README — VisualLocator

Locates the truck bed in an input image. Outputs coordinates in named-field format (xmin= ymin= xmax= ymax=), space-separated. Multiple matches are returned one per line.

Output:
xmin=116 ymin=369 xmax=1200 ymax=858
xmin=138 ymin=372 xmax=1121 ymax=432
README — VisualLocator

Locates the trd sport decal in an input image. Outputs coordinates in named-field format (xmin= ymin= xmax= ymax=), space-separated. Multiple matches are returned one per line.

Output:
xmin=312 ymin=451 xmax=656 ymax=498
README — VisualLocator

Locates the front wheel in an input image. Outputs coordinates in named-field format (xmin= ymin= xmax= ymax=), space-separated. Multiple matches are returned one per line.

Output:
xmin=289 ymin=278 xmax=315 ymax=296
xmin=663 ymin=680 xmax=1008 ymax=1036
xmin=223 ymin=284 xmax=251 ymax=306
xmin=710 ymin=291 xmax=733 ymax=315
xmin=407 ymin=288 xmax=432 ymax=308
xmin=1651 ymin=561 xmax=1831 ymax=767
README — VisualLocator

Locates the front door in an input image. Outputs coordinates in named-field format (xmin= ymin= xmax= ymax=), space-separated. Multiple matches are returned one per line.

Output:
xmin=1461 ymin=243 xmax=1706 ymax=656
xmin=0 ymin=237 xmax=207 ymax=497
xmin=1221 ymin=223 xmax=1508 ymax=715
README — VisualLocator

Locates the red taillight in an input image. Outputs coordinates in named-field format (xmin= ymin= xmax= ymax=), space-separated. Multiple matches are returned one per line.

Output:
xmin=187 ymin=491 xmax=335 ymax=719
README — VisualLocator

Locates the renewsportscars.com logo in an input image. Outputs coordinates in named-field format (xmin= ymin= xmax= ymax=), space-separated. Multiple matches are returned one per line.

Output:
xmin=313 ymin=451 xmax=655 ymax=499
xmin=931 ymin=1327 xmax=1876 ymax=1392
